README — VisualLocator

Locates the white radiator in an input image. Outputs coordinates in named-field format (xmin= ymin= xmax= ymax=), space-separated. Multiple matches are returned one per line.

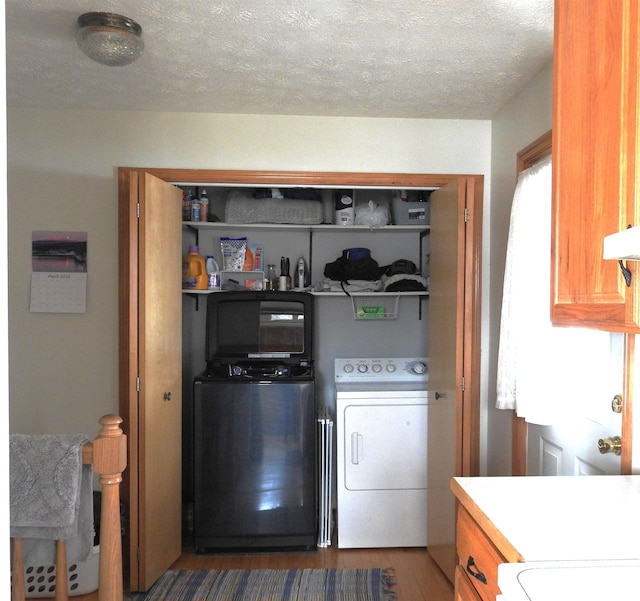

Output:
xmin=317 ymin=409 xmax=334 ymax=548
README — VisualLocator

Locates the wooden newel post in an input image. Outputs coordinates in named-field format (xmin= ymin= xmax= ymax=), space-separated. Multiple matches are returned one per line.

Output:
xmin=92 ymin=414 xmax=127 ymax=601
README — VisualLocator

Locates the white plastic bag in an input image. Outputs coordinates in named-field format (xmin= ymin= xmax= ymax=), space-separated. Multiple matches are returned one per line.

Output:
xmin=220 ymin=237 xmax=247 ymax=271
xmin=355 ymin=201 xmax=390 ymax=227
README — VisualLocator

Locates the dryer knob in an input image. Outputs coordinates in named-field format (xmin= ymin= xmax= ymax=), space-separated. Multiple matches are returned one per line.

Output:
xmin=412 ymin=361 xmax=427 ymax=375
xmin=358 ymin=364 xmax=368 ymax=373
xmin=372 ymin=364 xmax=382 ymax=373
xmin=343 ymin=364 xmax=354 ymax=373
xmin=386 ymin=364 xmax=396 ymax=373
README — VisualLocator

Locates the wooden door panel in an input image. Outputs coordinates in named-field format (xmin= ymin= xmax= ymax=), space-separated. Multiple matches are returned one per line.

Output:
xmin=428 ymin=177 xmax=482 ymax=584
xmin=138 ymin=173 xmax=183 ymax=589
xmin=119 ymin=170 xmax=183 ymax=592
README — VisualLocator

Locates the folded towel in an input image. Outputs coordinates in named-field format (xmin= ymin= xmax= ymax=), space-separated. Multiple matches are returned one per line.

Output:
xmin=322 ymin=278 xmax=384 ymax=293
xmin=10 ymin=434 xmax=93 ymax=564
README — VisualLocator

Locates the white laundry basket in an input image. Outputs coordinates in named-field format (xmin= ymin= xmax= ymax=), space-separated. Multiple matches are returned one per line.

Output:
xmin=23 ymin=544 xmax=99 ymax=598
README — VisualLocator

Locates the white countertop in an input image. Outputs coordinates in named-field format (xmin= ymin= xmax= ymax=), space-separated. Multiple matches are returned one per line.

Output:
xmin=452 ymin=475 xmax=640 ymax=561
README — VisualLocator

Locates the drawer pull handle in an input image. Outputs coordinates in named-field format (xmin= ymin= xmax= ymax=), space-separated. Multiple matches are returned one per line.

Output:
xmin=466 ymin=556 xmax=487 ymax=584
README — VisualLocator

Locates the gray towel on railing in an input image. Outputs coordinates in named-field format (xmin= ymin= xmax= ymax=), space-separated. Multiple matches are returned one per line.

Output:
xmin=10 ymin=434 xmax=94 ymax=564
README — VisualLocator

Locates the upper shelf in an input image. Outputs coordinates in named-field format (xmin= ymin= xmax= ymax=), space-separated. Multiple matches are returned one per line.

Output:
xmin=183 ymin=221 xmax=430 ymax=233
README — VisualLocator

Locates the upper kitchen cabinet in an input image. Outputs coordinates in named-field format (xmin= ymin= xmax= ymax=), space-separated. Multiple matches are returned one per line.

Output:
xmin=552 ymin=0 xmax=640 ymax=332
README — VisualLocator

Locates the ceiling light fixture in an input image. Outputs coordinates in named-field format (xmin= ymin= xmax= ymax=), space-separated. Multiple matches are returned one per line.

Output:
xmin=76 ymin=12 xmax=144 ymax=67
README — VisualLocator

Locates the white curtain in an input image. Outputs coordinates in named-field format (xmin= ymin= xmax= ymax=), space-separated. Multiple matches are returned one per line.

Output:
xmin=496 ymin=154 xmax=610 ymax=425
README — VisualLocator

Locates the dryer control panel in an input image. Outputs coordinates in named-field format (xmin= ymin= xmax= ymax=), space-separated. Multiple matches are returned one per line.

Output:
xmin=334 ymin=357 xmax=428 ymax=384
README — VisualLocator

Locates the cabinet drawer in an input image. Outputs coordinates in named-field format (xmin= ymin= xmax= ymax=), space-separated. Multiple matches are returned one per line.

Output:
xmin=456 ymin=505 xmax=505 ymax=601
xmin=454 ymin=564 xmax=482 ymax=601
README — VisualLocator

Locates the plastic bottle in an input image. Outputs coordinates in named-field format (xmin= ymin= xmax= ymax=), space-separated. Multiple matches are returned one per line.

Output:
xmin=182 ymin=189 xmax=193 ymax=221
xmin=182 ymin=245 xmax=207 ymax=290
xmin=190 ymin=196 xmax=200 ymax=222
xmin=265 ymin=264 xmax=277 ymax=291
xmin=206 ymin=256 xmax=220 ymax=290
xmin=199 ymin=189 xmax=209 ymax=222
xmin=294 ymin=256 xmax=308 ymax=289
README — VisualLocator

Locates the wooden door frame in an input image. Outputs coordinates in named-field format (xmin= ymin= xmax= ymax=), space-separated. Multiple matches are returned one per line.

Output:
xmin=511 ymin=130 xmax=634 ymax=475
xmin=118 ymin=168 xmax=484 ymax=583
xmin=118 ymin=168 xmax=140 ymax=589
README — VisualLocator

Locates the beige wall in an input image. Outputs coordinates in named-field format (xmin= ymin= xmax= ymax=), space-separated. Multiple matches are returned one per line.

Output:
xmin=7 ymin=112 xmax=492 ymax=436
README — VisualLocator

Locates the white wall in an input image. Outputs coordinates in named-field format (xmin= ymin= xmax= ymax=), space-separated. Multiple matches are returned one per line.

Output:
xmin=1 ymin=0 xmax=11 ymax=590
xmin=7 ymin=61 xmax=554 ymax=479
xmin=7 ymin=111 xmax=491 ymax=436
xmin=485 ymin=61 xmax=554 ymax=474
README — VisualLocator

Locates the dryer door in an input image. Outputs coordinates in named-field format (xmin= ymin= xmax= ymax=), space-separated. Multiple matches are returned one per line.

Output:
xmin=343 ymin=402 xmax=427 ymax=491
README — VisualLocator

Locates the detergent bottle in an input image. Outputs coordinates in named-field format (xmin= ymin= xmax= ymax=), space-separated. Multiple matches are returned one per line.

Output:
xmin=182 ymin=245 xmax=207 ymax=290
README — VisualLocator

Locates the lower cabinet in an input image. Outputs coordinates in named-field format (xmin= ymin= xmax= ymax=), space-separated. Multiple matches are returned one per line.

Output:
xmin=454 ymin=505 xmax=507 ymax=601
xmin=454 ymin=565 xmax=482 ymax=601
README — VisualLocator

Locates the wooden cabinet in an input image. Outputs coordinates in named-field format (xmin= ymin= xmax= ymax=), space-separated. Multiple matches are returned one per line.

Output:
xmin=454 ymin=565 xmax=482 ymax=601
xmin=451 ymin=479 xmax=524 ymax=601
xmin=454 ymin=505 xmax=506 ymax=601
xmin=552 ymin=0 xmax=640 ymax=332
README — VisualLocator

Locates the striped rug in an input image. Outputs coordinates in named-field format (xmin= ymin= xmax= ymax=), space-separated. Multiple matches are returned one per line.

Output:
xmin=131 ymin=567 xmax=397 ymax=601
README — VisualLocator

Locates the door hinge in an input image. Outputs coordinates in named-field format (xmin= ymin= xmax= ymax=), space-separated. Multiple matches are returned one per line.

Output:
xmin=136 ymin=376 xmax=140 ymax=392
xmin=461 ymin=376 xmax=465 ymax=391
xmin=136 ymin=202 xmax=140 ymax=219
xmin=464 ymin=207 xmax=469 ymax=223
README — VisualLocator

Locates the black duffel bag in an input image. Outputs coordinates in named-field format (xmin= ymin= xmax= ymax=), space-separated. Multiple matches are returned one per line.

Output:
xmin=324 ymin=249 xmax=381 ymax=282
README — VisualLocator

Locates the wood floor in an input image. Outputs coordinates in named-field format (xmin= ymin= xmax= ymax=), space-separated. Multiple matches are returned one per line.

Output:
xmin=60 ymin=546 xmax=453 ymax=601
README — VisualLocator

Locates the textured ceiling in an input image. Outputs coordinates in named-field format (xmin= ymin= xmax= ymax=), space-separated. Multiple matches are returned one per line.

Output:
xmin=6 ymin=0 xmax=554 ymax=119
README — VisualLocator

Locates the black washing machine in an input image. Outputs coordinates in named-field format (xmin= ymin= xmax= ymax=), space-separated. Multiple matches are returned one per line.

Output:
xmin=192 ymin=291 xmax=317 ymax=553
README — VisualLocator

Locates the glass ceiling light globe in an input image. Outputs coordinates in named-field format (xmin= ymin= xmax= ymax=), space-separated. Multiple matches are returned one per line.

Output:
xmin=76 ymin=12 xmax=144 ymax=67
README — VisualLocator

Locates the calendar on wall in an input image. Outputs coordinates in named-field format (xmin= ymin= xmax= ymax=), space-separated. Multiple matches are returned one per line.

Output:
xmin=30 ymin=231 xmax=87 ymax=314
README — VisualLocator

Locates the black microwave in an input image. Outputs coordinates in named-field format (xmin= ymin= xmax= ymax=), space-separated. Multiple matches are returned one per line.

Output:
xmin=205 ymin=290 xmax=314 ymax=367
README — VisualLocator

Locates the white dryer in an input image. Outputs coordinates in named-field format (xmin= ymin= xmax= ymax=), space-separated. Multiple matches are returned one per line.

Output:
xmin=335 ymin=357 xmax=437 ymax=548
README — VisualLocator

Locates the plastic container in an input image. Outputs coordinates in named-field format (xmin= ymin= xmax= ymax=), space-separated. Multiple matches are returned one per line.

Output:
xmin=182 ymin=189 xmax=193 ymax=221
xmin=391 ymin=197 xmax=429 ymax=225
xmin=24 ymin=545 xmax=99 ymax=598
xmin=182 ymin=245 xmax=207 ymax=290
xmin=294 ymin=256 xmax=309 ymax=289
xmin=206 ymin=256 xmax=220 ymax=290
xmin=190 ymin=197 xmax=200 ymax=222
xmin=199 ymin=189 xmax=209 ymax=222
xmin=265 ymin=264 xmax=277 ymax=290
xmin=335 ymin=194 xmax=354 ymax=225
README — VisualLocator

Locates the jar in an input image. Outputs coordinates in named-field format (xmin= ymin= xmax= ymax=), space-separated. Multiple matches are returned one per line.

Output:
xmin=265 ymin=264 xmax=277 ymax=290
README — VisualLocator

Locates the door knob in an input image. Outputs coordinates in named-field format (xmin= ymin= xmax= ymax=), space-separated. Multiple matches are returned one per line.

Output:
xmin=598 ymin=436 xmax=622 ymax=455
xmin=611 ymin=394 xmax=623 ymax=413
xmin=163 ymin=392 xmax=172 ymax=401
